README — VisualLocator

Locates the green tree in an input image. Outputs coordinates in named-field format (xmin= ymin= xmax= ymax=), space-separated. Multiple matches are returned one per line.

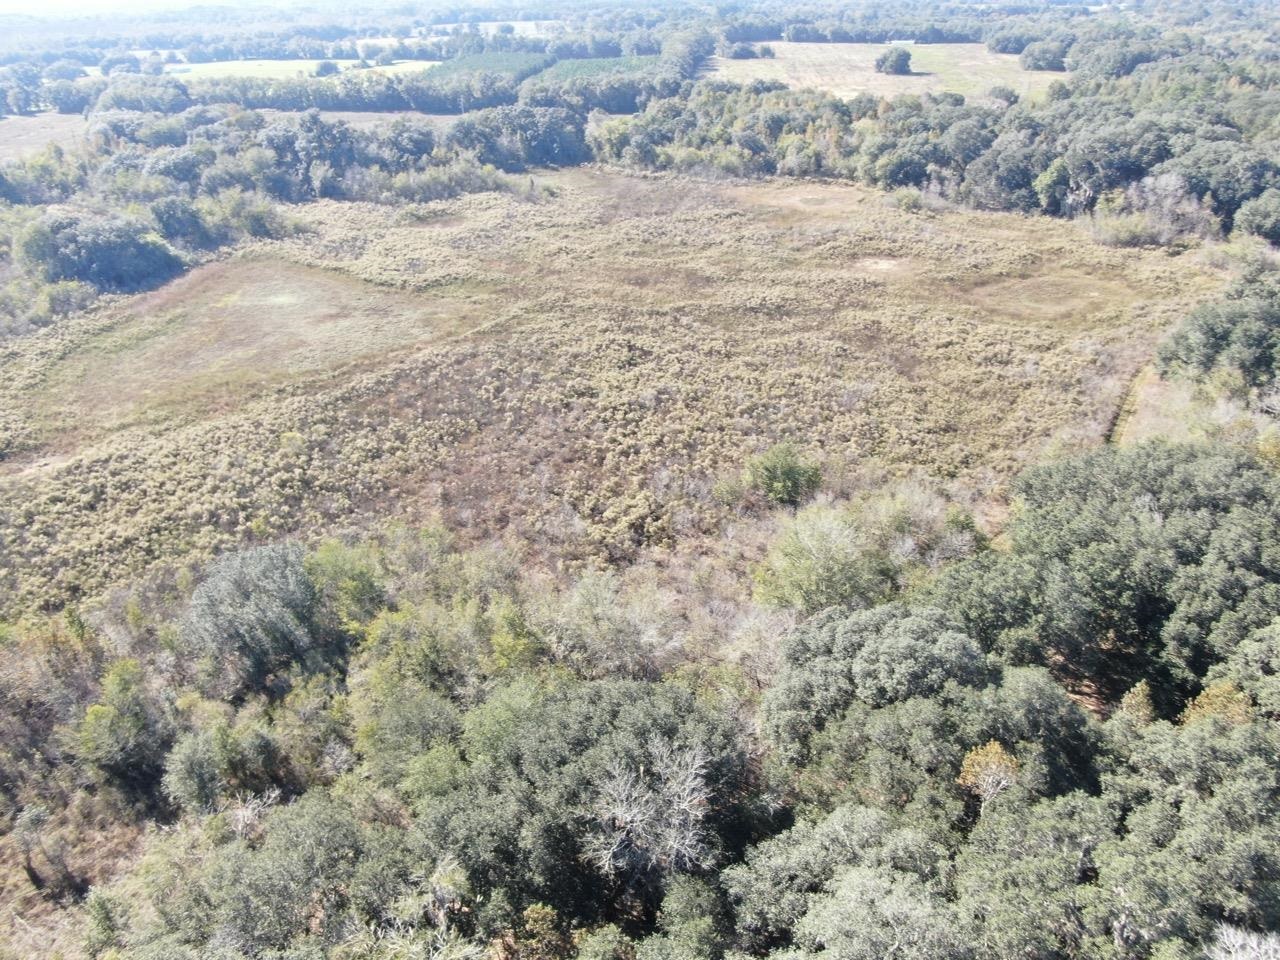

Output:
xmin=875 ymin=46 xmax=912 ymax=75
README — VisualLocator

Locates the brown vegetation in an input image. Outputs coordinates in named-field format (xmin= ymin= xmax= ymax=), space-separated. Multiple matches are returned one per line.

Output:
xmin=0 ymin=169 xmax=1223 ymax=614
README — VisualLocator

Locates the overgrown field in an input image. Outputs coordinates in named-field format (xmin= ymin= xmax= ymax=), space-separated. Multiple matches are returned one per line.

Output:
xmin=0 ymin=169 xmax=1221 ymax=614
xmin=708 ymin=42 xmax=1062 ymax=100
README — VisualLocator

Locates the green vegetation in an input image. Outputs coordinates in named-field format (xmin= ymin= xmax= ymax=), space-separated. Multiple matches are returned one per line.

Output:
xmin=874 ymin=45 xmax=911 ymax=75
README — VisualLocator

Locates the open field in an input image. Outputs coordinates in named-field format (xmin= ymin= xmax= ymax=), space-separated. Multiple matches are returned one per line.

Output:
xmin=159 ymin=58 xmax=439 ymax=79
xmin=0 ymin=112 xmax=86 ymax=162
xmin=708 ymin=42 xmax=1062 ymax=100
xmin=0 ymin=170 xmax=1222 ymax=612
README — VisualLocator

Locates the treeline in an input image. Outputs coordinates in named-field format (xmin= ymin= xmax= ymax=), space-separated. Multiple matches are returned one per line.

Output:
xmin=0 ymin=106 xmax=577 ymax=335
xmin=7 ymin=439 xmax=1280 ymax=959
xmin=593 ymin=41 xmax=1280 ymax=246
xmin=13 ymin=28 xmax=709 ymax=119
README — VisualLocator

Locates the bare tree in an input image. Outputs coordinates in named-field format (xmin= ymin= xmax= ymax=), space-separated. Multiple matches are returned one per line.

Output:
xmin=584 ymin=740 xmax=713 ymax=882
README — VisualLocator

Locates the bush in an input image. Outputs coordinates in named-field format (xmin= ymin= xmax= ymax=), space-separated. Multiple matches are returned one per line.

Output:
xmin=17 ymin=213 xmax=184 ymax=292
xmin=742 ymin=443 xmax=821 ymax=507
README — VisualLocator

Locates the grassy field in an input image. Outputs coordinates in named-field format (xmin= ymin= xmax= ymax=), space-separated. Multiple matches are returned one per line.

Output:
xmin=709 ymin=42 xmax=1062 ymax=100
xmin=0 ymin=170 xmax=1222 ymax=613
xmin=159 ymin=58 xmax=439 ymax=79
xmin=0 ymin=112 xmax=86 ymax=162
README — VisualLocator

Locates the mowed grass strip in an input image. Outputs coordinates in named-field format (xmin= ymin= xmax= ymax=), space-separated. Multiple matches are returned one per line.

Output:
xmin=709 ymin=42 xmax=1062 ymax=100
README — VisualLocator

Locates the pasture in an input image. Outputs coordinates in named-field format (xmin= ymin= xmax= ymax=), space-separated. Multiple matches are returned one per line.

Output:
xmin=709 ymin=42 xmax=1063 ymax=100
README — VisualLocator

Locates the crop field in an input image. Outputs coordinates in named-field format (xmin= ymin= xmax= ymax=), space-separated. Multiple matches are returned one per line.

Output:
xmin=708 ymin=42 xmax=1062 ymax=100
xmin=158 ymin=58 xmax=439 ymax=79
xmin=0 ymin=112 xmax=87 ymax=162
xmin=531 ymin=55 xmax=662 ymax=81
xmin=0 ymin=170 xmax=1221 ymax=613
xmin=424 ymin=51 xmax=552 ymax=80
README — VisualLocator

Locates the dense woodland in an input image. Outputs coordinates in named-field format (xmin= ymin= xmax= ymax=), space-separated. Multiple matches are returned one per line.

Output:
xmin=4 ymin=0 xmax=1280 ymax=958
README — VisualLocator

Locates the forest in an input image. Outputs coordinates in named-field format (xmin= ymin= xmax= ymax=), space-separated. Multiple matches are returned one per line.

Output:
xmin=2 ymin=0 xmax=1280 ymax=957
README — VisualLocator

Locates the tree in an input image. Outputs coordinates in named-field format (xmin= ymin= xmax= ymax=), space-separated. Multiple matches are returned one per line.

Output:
xmin=1237 ymin=189 xmax=1280 ymax=245
xmin=181 ymin=543 xmax=327 ymax=698
xmin=75 ymin=659 xmax=171 ymax=793
xmin=790 ymin=865 xmax=968 ymax=960
xmin=875 ymin=47 xmax=912 ymax=75
xmin=17 ymin=213 xmax=184 ymax=292
xmin=957 ymin=741 xmax=1020 ymax=816
xmin=764 ymin=603 xmax=985 ymax=758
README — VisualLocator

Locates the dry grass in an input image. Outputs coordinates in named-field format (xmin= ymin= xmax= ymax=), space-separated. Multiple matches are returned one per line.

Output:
xmin=1111 ymin=365 xmax=1194 ymax=445
xmin=708 ymin=42 xmax=1062 ymax=101
xmin=7 ymin=257 xmax=499 ymax=458
xmin=0 ymin=113 xmax=87 ymax=163
xmin=0 ymin=169 xmax=1223 ymax=614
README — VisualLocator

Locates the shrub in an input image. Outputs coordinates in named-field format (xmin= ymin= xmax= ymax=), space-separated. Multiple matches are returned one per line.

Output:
xmin=17 ymin=212 xmax=184 ymax=291
xmin=742 ymin=443 xmax=821 ymax=507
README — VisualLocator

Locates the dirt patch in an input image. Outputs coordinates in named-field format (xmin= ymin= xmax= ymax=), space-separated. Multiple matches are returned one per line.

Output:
xmin=961 ymin=270 xmax=1137 ymax=328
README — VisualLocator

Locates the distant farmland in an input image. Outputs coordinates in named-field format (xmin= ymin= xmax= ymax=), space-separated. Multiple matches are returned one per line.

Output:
xmin=159 ymin=58 xmax=440 ymax=79
xmin=709 ymin=42 xmax=1063 ymax=100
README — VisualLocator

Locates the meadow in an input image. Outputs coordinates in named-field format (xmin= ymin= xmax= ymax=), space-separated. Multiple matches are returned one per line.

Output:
xmin=0 ymin=169 xmax=1221 ymax=614
xmin=708 ymin=41 xmax=1063 ymax=100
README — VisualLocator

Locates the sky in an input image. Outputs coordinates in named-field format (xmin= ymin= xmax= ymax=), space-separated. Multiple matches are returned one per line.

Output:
xmin=0 ymin=0 xmax=272 ymax=17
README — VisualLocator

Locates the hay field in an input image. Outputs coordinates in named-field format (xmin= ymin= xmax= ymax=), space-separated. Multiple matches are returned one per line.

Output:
xmin=709 ymin=42 xmax=1061 ymax=100
xmin=0 ymin=112 xmax=86 ymax=162
xmin=0 ymin=170 xmax=1221 ymax=612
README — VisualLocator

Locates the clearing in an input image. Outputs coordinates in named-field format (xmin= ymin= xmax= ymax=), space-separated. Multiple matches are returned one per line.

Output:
xmin=0 ymin=112 xmax=86 ymax=162
xmin=0 ymin=169 xmax=1222 ymax=612
xmin=708 ymin=42 xmax=1062 ymax=100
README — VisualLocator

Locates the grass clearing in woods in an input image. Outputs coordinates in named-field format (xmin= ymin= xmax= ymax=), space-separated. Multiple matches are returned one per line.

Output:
xmin=708 ymin=42 xmax=1063 ymax=101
